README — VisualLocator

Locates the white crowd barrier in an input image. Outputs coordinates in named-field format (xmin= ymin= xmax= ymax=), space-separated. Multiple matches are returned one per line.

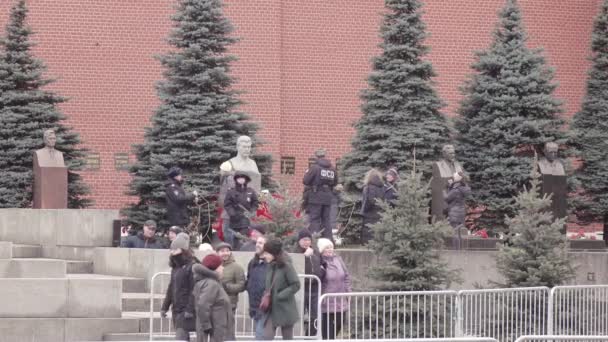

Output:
xmin=548 ymin=285 xmax=608 ymax=336
xmin=150 ymin=271 xmax=173 ymax=341
xmin=458 ymin=287 xmax=550 ymax=342
xmin=515 ymin=336 xmax=608 ymax=342
xmin=150 ymin=271 xmax=321 ymax=340
xmin=317 ymin=291 xmax=460 ymax=340
xmin=150 ymin=269 xmax=608 ymax=341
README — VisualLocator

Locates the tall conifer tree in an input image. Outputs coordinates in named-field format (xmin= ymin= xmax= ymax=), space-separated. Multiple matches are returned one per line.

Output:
xmin=123 ymin=0 xmax=272 ymax=229
xmin=338 ymin=0 xmax=450 ymax=243
xmin=455 ymin=0 xmax=565 ymax=233
xmin=571 ymin=0 xmax=608 ymax=232
xmin=0 ymin=0 xmax=90 ymax=208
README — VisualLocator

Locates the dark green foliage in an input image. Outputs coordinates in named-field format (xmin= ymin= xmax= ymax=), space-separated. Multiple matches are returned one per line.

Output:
xmin=496 ymin=163 xmax=573 ymax=287
xmin=350 ymin=171 xmax=459 ymax=339
xmin=338 ymin=0 xmax=450 ymax=244
xmin=571 ymin=0 xmax=608 ymax=227
xmin=455 ymin=0 xmax=566 ymax=233
xmin=122 ymin=0 xmax=272 ymax=229
xmin=369 ymin=171 xmax=459 ymax=291
xmin=257 ymin=184 xmax=308 ymax=247
xmin=0 ymin=0 xmax=90 ymax=208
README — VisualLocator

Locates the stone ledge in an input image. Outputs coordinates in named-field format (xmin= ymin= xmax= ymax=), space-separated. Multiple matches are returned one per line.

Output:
xmin=0 ymin=209 xmax=118 ymax=247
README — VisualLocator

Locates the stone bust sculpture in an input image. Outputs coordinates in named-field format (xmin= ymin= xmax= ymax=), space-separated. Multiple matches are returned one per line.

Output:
xmin=435 ymin=144 xmax=465 ymax=177
xmin=538 ymin=142 xmax=565 ymax=176
xmin=219 ymin=135 xmax=261 ymax=192
xmin=35 ymin=129 xmax=65 ymax=167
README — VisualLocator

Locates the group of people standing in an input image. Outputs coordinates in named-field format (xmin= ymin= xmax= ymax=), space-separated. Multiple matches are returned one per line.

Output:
xmin=159 ymin=228 xmax=353 ymax=342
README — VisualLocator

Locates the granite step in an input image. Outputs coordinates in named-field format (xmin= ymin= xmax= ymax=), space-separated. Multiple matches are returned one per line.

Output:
xmin=66 ymin=260 xmax=94 ymax=274
xmin=122 ymin=292 xmax=165 ymax=312
xmin=67 ymin=273 xmax=146 ymax=293
xmin=11 ymin=243 xmax=42 ymax=258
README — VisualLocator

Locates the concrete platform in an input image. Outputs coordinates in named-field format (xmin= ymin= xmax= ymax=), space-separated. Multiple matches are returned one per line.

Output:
xmin=0 ymin=317 xmax=141 ymax=342
xmin=0 ymin=258 xmax=66 ymax=278
xmin=0 ymin=241 xmax=11 ymax=258
xmin=67 ymin=260 xmax=94 ymax=274
xmin=0 ymin=209 xmax=118 ymax=247
xmin=0 ymin=277 xmax=122 ymax=318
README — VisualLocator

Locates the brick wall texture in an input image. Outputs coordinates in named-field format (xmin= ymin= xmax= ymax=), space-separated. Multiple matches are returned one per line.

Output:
xmin=0 ymin=0 xmax=601 ymax=209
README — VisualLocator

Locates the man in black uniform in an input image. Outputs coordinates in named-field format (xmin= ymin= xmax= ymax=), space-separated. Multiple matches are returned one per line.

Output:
xmin=224 ymin=172 xmax=259 ymax=250
xmin=303 ymin=149 xmax=338 ymax=240
xmin=165 ymin=166 xmax=198 ymax=229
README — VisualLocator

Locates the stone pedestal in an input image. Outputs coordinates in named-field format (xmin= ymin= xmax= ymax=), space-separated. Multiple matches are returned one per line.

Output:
xmin=33 ymin=162 xmax=67 ymax=209
xmin=540 ymin=174 xmax=567 ymax=232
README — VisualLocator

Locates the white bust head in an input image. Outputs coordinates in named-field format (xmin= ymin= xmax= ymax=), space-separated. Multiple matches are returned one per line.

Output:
xmin=442 ymin=144 xmax=456 ymax=163
xmin=43 ymin=129 xmax=57 ymax=149
xmin=236 ymin=135 xmax=252 ymax=159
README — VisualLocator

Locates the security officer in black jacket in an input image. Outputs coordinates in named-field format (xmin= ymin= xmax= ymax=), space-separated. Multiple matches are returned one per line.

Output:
xmin=224 ymin=172 xmax=259 ymax=249
xmin=303 ymin=149 xmax=338 ymax=240
xmin=165 ymin=167 xmax=198 ymax=228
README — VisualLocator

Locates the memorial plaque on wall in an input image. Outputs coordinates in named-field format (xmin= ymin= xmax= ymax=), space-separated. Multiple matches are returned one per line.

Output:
xmin=85 ymin=153 xmax=100 ymax=171
xmin=280 ymin=156 xmax=296 ymax=175
xmin=114 ymin=153 xmax=130 ymax=171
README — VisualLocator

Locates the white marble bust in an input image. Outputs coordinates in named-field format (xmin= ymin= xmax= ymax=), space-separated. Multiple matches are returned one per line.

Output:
xmin=538 ymin=142 xmax=565 ymax=176
xmin=35 ymin=129 xmax=65 ymax=167
xmin=219 ymin=135 xmax=261 ymax=192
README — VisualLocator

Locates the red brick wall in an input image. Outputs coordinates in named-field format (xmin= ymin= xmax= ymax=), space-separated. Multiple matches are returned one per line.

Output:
xmin=0 ymin=0 xmax=600 ymax=209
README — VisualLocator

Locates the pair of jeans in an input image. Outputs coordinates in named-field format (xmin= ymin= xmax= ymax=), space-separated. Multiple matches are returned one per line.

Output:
xmin=254 ymin=317 xmax=266 ymax=340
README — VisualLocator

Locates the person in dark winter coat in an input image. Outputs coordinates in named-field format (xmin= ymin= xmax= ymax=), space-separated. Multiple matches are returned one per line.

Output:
xmin=160 ymin=233 xmax=196 ymax=340
xmin=360 ymin=169 xmax=385 ymax=244
xmin=120 ymin=220 xmax=164 ymax=249
xmin=223 ymin=172 xmax=259 ymax=250
xmin=444 ymin=172 xmax=471 ymax=249
xmin=317 ymin=238 xmax=352 ymax=340
xmin=383 ymin=168 xmax=399 ymax=206
xmin=246 ymin=236 xmax=268 ymax=340
xmin=293 ymin=229 xmax=324 ymax=336
xmin=261 ymin=239 xmax=301 ymax=340
xmin=165 ymin=166 xmax=199 ymax=228
xmin=303 ymin=149 xmax=338 ymax=240
xmin=193 ymin=254 xmax=234 ymax=342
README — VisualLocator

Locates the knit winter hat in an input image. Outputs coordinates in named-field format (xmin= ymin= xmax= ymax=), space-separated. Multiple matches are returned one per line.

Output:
xmin=168 ymin=226 xmax=183 ymax=235
xmin=317 ymin=238 xmax=334 ymax=254
xmin=263 ymin=239 xmax=283 ymax=257
xmin=202 ymin=254 xmax=223 ymax=270
xmin=215 ymin=242 xmax=232 ymax=252
xmin=386 ymin=168 xmax=399 ymax=179
xmin=170 ymin=233 xmax=190 ymax=251
xmin=297 ymin=229 xmax=313 ymax=241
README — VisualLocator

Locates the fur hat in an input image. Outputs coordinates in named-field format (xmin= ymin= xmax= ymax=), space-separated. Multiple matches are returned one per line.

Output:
xmin=297 ymin=229 xmax=313 ymax=241
xmin=263 ymin=239 xmax=283 ymax=257
xmin=233 ymin=171 xmax=251 ymax=183
xmin=167 ymin=166 xmax=182 ymax=179
xmin=215 ymin=242 xmax=232 ymax=252
xmin=198 ymin=243 xmax=214 ymax=252
xmin=386 ymin=167 xmax=399 ymax=179
xmin=249 ymin=224 xmax=266 ymax=235
xmin=317 ymin=238 xmax=334 ymax=254
xmin=168 ymin=226 xmax=183 ymax=235
xmin=315 ymin=149 xmax=326 ymax=158
xmin=170 ymin=232 xmax=190 ymax=251
xmin=202 ymin=254 xmax=222 ymax=271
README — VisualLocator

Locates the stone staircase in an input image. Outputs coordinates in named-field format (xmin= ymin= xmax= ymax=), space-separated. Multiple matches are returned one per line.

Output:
xmin=0 ymin=241 xmax=157 ymax=342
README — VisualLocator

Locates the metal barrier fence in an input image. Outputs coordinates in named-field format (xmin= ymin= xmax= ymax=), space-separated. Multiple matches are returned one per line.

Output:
xmin=458 ymin=287 xmax=550 ymax=342
xmin=150 ymin=272 xmax=173 ymax=341
xmin=317 ymin=291 xmax=460 ymax=340
xmin=150 ymin=270 xmax=608 ymax=342
xmin=548 ymin=285 xmax=608 ymax=336
xmin=150 ymin=272 xmax=321 ymax=340
xmin=515 ymin=336 xmax=608 ymax=342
